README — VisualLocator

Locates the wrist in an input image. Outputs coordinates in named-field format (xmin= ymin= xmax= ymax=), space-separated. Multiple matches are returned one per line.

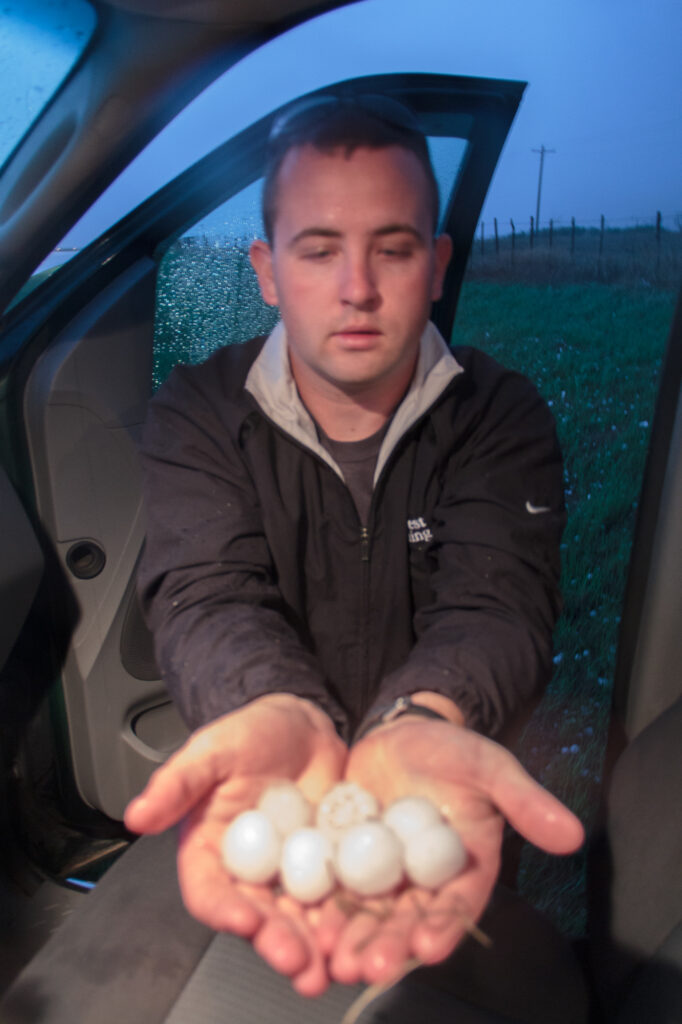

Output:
xmin=410 ymin=691 xmax=466 ymax=728
xmin=354 ymin=694 xmax=464 ymax=743
xmin=251 ymin=692 xmax=339 ymax=735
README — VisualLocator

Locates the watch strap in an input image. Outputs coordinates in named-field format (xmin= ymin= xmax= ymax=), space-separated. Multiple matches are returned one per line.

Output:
xmin=354 ymin=696 xmax=448 ymax=743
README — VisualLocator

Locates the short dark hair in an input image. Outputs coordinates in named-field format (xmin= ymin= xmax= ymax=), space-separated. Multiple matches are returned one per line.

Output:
xmin=262 ymin=94 xmax=440 ymax=243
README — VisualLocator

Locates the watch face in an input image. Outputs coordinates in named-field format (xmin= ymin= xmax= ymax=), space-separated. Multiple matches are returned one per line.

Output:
xmin=384 ymin=697 xmax=413 ymax=721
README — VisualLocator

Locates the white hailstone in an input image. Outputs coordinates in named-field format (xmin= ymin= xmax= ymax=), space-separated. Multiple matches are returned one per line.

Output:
xmin=220 ymin=810 xmax=282 ymax=885
xmin=316 ymin=782 xmax=380 ymax=843
xmin=403 ymin=822 xmax=467 ymax=889
xmin=257 ymin=781 xmax=313 ymax=836
xmin=280 ymin=827 xmax=336 ymax=904
xmin=335 ymin=822 xmax=404 ymax=897
xmin=383 ymin=796 xmax=443 ymax=845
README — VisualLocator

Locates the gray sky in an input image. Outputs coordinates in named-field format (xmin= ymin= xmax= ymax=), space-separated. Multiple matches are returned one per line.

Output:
xmin=252 ymin=0 xmax=682 ymax=231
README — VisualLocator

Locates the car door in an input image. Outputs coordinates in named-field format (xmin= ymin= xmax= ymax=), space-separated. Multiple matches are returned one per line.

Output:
xmin=0 ymin=64 xmax=525 ymax=874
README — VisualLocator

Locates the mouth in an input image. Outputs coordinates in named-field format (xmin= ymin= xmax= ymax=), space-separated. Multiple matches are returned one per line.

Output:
xmin=332 ymin=326 xmax=382 ymax=348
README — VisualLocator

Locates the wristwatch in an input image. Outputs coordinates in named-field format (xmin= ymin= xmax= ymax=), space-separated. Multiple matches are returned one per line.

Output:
xmin=354 ymin=696 xmax=449 ymax=742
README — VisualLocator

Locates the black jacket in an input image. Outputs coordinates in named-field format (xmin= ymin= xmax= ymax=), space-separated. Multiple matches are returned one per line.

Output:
xmin=138 ymin=323 xmax=566 ymax=742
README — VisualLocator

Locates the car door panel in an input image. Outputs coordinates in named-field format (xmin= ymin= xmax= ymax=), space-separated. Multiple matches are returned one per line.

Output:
xmin=0 ymin=469 xmax=44 ymax=673
xmin=612 ymin=292 xmax=682 ymax=740
xmin=22 ymin=258 xmax=187 ymax=818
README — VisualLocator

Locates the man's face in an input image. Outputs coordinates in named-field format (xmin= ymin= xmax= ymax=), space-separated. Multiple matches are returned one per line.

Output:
xmin=250 ymin=145 xmax=452 ymax=402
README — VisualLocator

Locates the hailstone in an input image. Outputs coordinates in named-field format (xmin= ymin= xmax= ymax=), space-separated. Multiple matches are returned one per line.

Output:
xmin=316 ymin=782 xmax=380 ymax=843
xmin=257 ymin=781 xmax=313 ymax=836
xmin=335 ymin=821 xmax=404 ymax=896
xmin=383 ymin=796 xmax=443 ymax=845
xmin=280 ymin=827 xmax=336 ymax=903
xmin=403 ymin=822 xmax=467 ymax=889
xmin=220 ymin=810 xmax=282 ymax=884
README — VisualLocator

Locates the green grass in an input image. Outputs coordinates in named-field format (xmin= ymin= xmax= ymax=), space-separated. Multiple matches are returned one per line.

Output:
xmin=452 ymin=280 xmax=676 ymax=934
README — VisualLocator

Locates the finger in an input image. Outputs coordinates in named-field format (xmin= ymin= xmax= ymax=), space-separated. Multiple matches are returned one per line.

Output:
xmin=292 ymin=958 xmax=331 ymax=998
xmin=312 ymin=895 xmax=354 ymax=957
xmin=411 ymin=884 xmax=482 ymax=963
xmin=329 ymin=910 xmax=385 ymax=985
xmin=356 ymin=905 xmax=418 ymax=984
xmin=290 ymin=925 xmax=331 ymax=998
xmin=278 ymin=894 xmax=332 ymax=996
xmin=253 ymin=914 xmax=312 ymax=978
xmin=253 ymin=901 xmax=331 ymax=998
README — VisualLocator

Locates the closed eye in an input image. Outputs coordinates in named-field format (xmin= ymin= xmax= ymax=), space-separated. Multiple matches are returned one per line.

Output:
xmin=378 ymin=247 xmax=413 ymax=258
xmin=299 ymin=247 xmax=335 ymax=260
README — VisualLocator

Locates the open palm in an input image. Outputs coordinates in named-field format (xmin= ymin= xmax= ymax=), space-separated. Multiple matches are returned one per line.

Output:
xmin=312 ymin=718 xmax=584 ymax=988
xmin=124 ymin=694 xmax=348 ymax=994
xmin=126 ymin=706 xmax=583 ymax=997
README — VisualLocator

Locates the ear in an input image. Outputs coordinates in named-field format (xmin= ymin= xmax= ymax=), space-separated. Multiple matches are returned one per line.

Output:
xmin=430 ymin=233 xmax=453 ymax=302
xmin=249 ymin=239 xmax=279 ymax=306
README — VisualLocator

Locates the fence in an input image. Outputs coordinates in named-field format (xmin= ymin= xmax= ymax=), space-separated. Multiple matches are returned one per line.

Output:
xmin=467 ymin=212 xmax=682 ymax=288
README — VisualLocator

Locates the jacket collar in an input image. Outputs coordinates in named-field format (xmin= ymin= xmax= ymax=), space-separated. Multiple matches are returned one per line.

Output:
xmin=244 ymin=319 xmax=463 ymax=484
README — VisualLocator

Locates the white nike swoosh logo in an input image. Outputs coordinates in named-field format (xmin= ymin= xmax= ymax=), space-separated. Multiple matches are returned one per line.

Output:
xmin=526 ymin=501 xmax=552 ymax=514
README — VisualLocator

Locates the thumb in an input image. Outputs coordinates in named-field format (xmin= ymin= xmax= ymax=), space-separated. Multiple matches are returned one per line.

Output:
xmin=424 ymin=725 xmax=585 ymax=856
xmin=124 ymin=727 xmax=234 ymax=834
xmin=486 ymin=747 xmax=585 ymax=855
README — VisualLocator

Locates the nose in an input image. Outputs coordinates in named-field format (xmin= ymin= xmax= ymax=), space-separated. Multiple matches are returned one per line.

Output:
xmin=338 ymin=251 xmax=380 ymax=309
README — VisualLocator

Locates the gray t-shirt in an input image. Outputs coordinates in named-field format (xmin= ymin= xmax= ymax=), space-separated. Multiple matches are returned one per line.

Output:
xmin=317 ymin=422 xmax=390 ymax=526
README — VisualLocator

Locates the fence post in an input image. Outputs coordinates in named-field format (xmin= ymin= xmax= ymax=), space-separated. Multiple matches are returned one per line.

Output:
xmin=494 ymin=217 xmax=499 ymax=254
xmin=549 ymin=218 xmax=553 ymax=250
xmin=510 ymin=218 xmax=515 ymax=265
xmin=571 ymin=217 xmax=575 ymax=255
xmin=530 ymin=215 xmax=534 ymax=249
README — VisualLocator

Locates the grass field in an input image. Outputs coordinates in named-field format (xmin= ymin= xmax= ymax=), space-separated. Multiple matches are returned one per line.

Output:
xmin=452 ymin=279 xmax=676 ymax=934
xmin=154 ymin=239 xmax=678 ymax=936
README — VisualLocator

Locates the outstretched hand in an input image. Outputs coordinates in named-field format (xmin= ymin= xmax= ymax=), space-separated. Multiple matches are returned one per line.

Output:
xmin=314 ymin=717 xmax=584 ymax=989
xmin=125 ymin=706 xmax=584 ymax=998
xmin=124 ymin=693 xmax=347 ymax=994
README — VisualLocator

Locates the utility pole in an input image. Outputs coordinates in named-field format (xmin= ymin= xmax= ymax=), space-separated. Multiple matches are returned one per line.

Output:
xmin=532 ymin=145 xmax=555 ymax=233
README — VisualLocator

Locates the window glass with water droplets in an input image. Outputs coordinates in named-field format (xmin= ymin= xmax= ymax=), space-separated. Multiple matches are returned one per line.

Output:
xmin=0 ymin=0 xmax=96 ymax=171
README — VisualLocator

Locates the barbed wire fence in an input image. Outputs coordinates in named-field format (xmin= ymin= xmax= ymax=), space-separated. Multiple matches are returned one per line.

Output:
xmin=467 ymin=211 xmax=682 ymax=287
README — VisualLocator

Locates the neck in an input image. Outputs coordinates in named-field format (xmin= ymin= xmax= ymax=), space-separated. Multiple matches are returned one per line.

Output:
xmin=289 ymin=357 xmax=415 ymax=442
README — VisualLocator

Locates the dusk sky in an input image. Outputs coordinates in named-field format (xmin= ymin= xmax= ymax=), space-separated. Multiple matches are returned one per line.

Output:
xmin=3 ymin=0 xmax=681 ymax=262
xmin=239 ymin=0 xmax=682 ymax=231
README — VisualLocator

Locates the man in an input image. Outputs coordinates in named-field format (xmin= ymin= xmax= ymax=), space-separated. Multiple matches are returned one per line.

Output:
xmin=125 ymin=96 xmax=583 ymax=1001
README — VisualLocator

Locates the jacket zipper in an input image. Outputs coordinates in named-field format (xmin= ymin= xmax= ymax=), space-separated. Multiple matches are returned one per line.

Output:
xmin=359 ymin=520 xmax=371 ymax=715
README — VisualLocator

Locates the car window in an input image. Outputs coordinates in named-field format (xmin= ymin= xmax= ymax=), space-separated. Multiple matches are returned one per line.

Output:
xmin=0 ymin=0 xmax=96 ymax=171
xmin=153 ymin=180 xmax=277 ymax=390
xmin=153 ymin=136 xmax=469 ymax=389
